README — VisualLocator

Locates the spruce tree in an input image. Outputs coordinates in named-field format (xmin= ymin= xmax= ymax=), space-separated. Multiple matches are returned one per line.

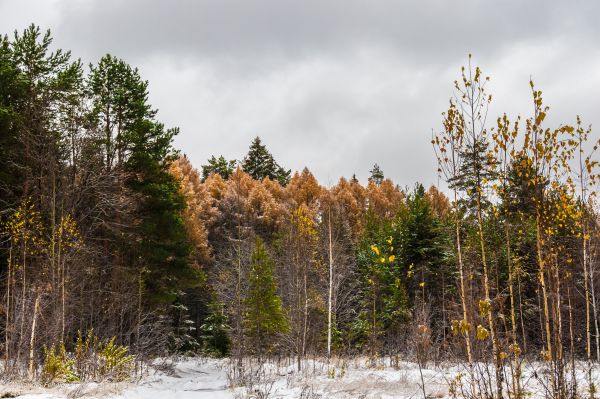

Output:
xmin=199 ymin=301 xmax=231 ymax=357
xmin=241 ymin=136 xmax=291 ymax=186
xmin=450 ymin=136 xmax=496 ymax=213
xmin=395 ymin=184 xmax=447 ymax=325
xmin=355 ymin=214 xmax=410 ymax=356
xmin=244 ymin=237 xmax=288 ymax=359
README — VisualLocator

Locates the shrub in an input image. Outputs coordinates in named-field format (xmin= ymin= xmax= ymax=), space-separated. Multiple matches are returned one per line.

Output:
xmin=42 ymin=331 xmax=135 ymax=384
xmin=98 ymin=337 xmax=135 ymax=381
xmin=42 ymin=343 xmax=79 ymax=385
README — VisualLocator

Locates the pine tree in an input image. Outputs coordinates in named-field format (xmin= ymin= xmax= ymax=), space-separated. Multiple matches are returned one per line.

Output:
xmin=88 ymin=54 xmax=155 ymax=171
xmin=369 ymin=163 xmax=384 ymax=186
xmin=241 ymin=136 xmax=291 ymax=186
xmin=244 ymin=237 xmax=288 ymax=359
xmin=0 ymin=35 xmax=25 ymax=207
xmin=201 ymin=155 xmax=237 ymax=180
xmin=126 ymin=120 xmax=203 ymax=304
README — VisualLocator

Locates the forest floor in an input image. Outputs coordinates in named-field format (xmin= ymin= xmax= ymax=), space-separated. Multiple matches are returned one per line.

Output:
xmin=1 ymin=357 xmax=598 ymax=398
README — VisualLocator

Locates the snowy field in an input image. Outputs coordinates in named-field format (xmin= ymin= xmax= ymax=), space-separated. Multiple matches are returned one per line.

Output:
xmin=1 ymin=357 xmax=598 ymax=398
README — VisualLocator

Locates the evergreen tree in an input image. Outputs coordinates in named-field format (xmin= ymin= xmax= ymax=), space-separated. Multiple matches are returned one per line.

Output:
xmin=241 ymin=136 xmax=291 ymax=186
xmin=87 ymin=54 xmax=203 ymax=305
xmin=451 ymin=136 xmax=496 ymax=214
xmin=169 ymin=300 xmax=201 ymax=354
xmin=88 ymin=54 xmax=155 ymax=171
xmin=199 ymin=301 xmax=231 ymax=357
xmin=244 ymin=237 xmax=288 ymax=358
xmin=9 ymin=24 xmax=82 ymax=201
xmin=0 ymin=34 xmax=25 ymax=206
xmin=126 ymin=120 xmax=203 ymax=304
xmin=395 ymin=184 xmax=448 ymax=327
xmin=354 ymin=213 xmax=410 ymax=355
xmin=201 ymin=155 xmax=237 ymax=180
xmin=369 ymin=163 xmax=384 ymax=186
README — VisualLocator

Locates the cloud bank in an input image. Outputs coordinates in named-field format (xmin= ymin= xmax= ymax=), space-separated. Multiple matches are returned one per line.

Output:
xmin=2 ymin=0 xmax=599 ymax=185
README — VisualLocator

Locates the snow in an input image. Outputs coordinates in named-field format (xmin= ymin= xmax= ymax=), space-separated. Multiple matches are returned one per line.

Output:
xmin=111 ymin=359 xmax=233 ymax=399
xmin=3 ymin=357 xmax=599 ymax=398
xmin=1 ymin=359 xmax=233 ymax=399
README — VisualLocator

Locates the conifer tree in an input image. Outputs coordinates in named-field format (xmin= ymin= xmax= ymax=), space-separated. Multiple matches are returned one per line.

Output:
xmin=201 ymin=155 xmax=237 ymax=180
xmin=241 ymin=136 xmax=291 ymax=186
xmin=356 ymin=215 xmax=410 ymax=359
xmin=126 ymin=120 xmax=203 ymax=304
xmin=0 ymin=35 xmax=25 ymax=207
xmin=199 ymin=301 xmax=231 ymax=357
xmin=396 ymin=184 xmax=446 ymax=323
xmin=244 ymin=237 xmax=288 ymax=359
xmin=369 ymin=163 xmax=384 ymax=186
xmin=88 ymin=54 xmax=155 ymax=171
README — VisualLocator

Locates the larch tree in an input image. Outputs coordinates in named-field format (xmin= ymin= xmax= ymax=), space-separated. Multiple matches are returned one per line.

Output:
xmin=433 ymin=90 xmax=475 ymax=393
xmin=449 ymin=59 xmax=503 ymax=399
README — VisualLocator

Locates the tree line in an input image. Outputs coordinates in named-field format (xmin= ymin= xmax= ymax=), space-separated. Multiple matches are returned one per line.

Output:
xmin=0 ymin=25 xmax=201 ymax=379
xmin=1 ymin=27 xmax=600 ymax=399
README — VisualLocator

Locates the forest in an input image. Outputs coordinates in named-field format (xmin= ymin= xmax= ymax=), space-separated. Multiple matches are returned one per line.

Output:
xmin=1 ymin=25 xmax=600 ymax=399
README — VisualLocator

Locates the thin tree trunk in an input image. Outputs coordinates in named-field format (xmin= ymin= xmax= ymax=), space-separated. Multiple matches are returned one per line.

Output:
xmin=5 ymin=246 xmax=12 ymax=370
xmin=327 ymin=207 xmax=333 ymax=360
xmin=579 ymin=134 xmax=594 ymax=393
xmin=475 ymin=191 xmax=503 ymax=399
xmin=567 ymin=279 xmax=577 ymax=399
xmin=28 ymin=291 xmax=40 ymax=380
xmin=17 ymin=243 xmax=27 ymax=368
xmin=553 ymin=258 xmax=565 ymax=398
xmin=453 ymin=189 xmax=476 ymax=397
xmin=536 ymin=214 xmax=553 ymax=361
xmin=303 ymin=272 xmax=308 ymax=358
xmin=517 ymin=269 xmax=527 ymax=353
xmin=591 ymin=260 xmax=600 ymax=361
xmin=58 ymin=217 xmax=64 ymax=342
xmin=506 ymin=217 xmax=522 ymax=398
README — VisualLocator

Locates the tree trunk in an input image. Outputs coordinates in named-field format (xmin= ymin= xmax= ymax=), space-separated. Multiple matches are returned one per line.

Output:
xmin=327 ymin=208 xmax=333 ymax=360
xmin=28 ymin=291 xmax=40 ymax=380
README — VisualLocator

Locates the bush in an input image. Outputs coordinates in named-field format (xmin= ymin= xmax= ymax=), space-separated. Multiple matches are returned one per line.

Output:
xmin=98 ymin=337 xmax=135 ymax=381
xmin=42 ymin=331 xmax=135 ymax=384
xmin=42 ymin=343 xmax=79 ymax=385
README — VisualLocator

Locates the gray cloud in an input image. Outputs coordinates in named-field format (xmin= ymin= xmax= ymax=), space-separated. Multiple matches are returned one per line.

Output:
xmin=1 ymin=0 xmax=599 ymax=186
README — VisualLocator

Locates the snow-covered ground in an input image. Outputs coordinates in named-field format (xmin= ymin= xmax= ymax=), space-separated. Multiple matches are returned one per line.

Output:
xmin=2 ymin=357 xmax=598 ymax=398
xmin=1 ymin=359 xmax=233 ymax=399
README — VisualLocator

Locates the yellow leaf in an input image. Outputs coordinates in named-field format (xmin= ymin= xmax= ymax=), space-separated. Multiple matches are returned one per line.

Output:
xmin=476 ymin=325 xmax=489 ymax=341
xmin=371 ymin=245 xmax=380 ymax=256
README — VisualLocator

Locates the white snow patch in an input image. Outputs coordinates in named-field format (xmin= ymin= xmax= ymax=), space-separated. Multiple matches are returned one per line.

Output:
xmin=3 ymin=357 xmax=599 ymax=399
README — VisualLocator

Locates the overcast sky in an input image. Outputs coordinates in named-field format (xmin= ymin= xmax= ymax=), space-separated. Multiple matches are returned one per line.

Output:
xmin=1 ymin=0 xmax=599 ymax=186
